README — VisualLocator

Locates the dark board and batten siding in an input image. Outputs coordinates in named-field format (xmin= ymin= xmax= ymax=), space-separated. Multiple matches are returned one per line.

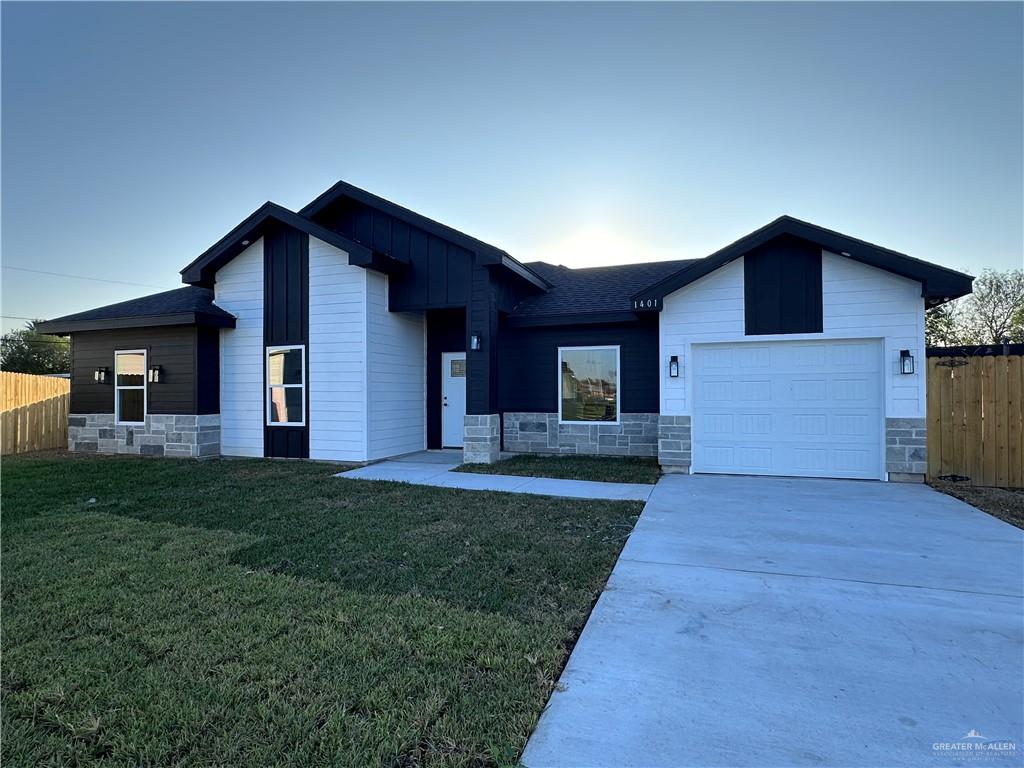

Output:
xmin=70 ymin=326 xmax=218 ymax=415
xmin=312 ymin=197 xmax=473 ymax=310
xmin=263 ymin=223 xmax=310 ymax=459
xmin=497 ymin=316 xmax=661 ymax=414
xmin=744 ymin=235 xmax=823 ymax=336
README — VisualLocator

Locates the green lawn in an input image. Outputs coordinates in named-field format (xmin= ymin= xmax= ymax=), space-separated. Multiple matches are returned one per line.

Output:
xmin=1 ymin=453 xmax=641 ymax=767
xmin=454 ymin=454 xmax=661 ymax=485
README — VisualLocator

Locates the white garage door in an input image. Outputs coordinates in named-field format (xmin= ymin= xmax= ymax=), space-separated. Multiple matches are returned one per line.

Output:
xmin=692 ymin=340 xmax=884 ymax=480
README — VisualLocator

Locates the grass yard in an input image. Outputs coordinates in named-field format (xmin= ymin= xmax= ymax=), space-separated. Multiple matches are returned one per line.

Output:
xmin=1 ymin=453 xmax=642 ymax=767
xmin=454 ymin=454 xmax=661 ymax=485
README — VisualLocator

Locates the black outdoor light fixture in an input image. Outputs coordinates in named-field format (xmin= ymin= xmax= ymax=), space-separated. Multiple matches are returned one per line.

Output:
xmin=669 ymin=355 xmax=680 ymax=378
xmin=94 ymin=367 xmax=108 ymax=383
xmin=470 ymin=333 xmax=482 ymax=351
xmin=148 ymin=365 xmax=163 ymax=384
xmin=899 ymin=349 xmax=915 ymax=375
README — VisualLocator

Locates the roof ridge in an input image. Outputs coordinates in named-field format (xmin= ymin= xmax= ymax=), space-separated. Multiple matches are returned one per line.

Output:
xmin=524 ymin=258 xmax=694 ymax=272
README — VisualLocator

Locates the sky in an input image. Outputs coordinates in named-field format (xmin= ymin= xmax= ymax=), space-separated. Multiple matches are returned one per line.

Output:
xmin=2 ymin=1 xmax=1022 ymax=333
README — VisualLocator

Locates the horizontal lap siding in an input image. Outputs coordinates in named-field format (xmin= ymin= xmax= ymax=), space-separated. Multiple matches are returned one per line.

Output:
xmin=216 ymin=239 xmax=264 ymax=457
xmin=70 ymin=326 xmax=198 ymax=414
xmin=660 ymin=252 xmax=925 ymax=418
xmin=367 ymin=271 xmax=426 ymax=459
xmin=308 ymin=237 xmax=367 ymax=461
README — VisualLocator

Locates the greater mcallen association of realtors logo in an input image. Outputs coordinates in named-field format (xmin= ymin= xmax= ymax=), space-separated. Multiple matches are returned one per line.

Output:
xmin=933 ymin=729 xmax=1018 ymax=760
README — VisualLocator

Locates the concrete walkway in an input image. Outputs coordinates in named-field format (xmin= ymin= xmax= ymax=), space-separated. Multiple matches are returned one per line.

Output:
xmin=335 ymin=450 xmax=655 ymax=501
xmin=523 ymin=474 xmax=1024 ymax=767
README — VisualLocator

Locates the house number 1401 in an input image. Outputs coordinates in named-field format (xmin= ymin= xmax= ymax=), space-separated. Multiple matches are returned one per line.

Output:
xmin=633 ymin=298 xmax=659 ymax=310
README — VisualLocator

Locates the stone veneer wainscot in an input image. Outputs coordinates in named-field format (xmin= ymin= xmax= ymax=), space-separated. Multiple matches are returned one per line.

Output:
xmin=885 ymin=417 xmax=927 ymax=481
xmin=463 ymin=414 xmax=501 ymax=463
xmin=502 ymin=413 xmax=658 ymax=457
xmin=658 ymin=415 xmax=692 ymax=472
xmin=68 ymin=414 xmax=221 ymax=459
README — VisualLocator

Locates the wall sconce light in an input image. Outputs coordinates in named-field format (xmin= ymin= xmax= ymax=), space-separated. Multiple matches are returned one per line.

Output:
xmin=94 ymin=367 xmax=108 ymax=383
xmin=148 ymin=365 xmax=163 ymax=384
xmin=899 ymin=349 xmax=915 ymax=375
xmin=470 ymin=333 xmax=482 ymax=351
xmin=669 ymin=355 xmax=680 ymax=378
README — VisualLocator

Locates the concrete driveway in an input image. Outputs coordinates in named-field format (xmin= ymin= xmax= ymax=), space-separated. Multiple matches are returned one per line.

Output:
xmin=523 ymin=475 xmax=1024 ymax=768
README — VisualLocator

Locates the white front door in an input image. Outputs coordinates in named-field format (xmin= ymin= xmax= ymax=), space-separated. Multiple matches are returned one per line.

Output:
xmin=692 ymin=339 xmax=884 ymax=480
xmin=441 ymin=352 xmax=467 ymax=448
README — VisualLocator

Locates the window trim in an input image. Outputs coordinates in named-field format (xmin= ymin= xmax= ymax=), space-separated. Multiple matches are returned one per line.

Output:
xmin=114 ymin=349 xmax=147 ymax=426
xmin=557 ymin=344 xmax=621 ymax=425
xmin=265 ymin=344 xmax=306 ymax=427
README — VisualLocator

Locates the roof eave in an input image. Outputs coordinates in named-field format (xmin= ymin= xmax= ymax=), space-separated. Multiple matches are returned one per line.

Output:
xmin=180 ymin=202 xmax=374 ymax=286
xmin=299 ymin=179 xmax=549 ymax=292
xmin=36 ymin=311 xmax=236 ymax=335
xmin=631 ymin=216 xmax=974 ymax=304
xmin=505 ymin=310 xmax=645 ymax=328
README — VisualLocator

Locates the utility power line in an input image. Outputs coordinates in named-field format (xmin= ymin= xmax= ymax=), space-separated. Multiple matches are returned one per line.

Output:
xmin=2 ymin=265 xmax=172 ymax=290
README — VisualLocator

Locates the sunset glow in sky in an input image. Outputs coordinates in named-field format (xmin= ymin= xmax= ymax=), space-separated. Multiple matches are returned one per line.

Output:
xmin=2 ymin=2 xmax=1021 ymax=332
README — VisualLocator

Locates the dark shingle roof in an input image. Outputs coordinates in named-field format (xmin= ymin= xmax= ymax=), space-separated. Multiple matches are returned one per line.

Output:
xmin=36 ymin=286 xmax=236 ymax=334
xmin=511 ymin=259 xmax=698 ymax=319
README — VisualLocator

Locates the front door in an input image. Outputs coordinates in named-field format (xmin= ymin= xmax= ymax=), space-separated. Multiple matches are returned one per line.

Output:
xmin=441 ymin=352 xmax=467 ymax=448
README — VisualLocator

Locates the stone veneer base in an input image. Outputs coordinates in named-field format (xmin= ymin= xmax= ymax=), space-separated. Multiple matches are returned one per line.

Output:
xmin=658 ymin=415 xmax=692 ymax=470
xmin=463 ymin=414 xmax=500 ymax=464
xmin=501 ymin=413 xmax=658 ymax=457
xmin=68 ymin=413 xmax=221 ymax=459
xmin=885 ymin=417 xmax=927 ymax=480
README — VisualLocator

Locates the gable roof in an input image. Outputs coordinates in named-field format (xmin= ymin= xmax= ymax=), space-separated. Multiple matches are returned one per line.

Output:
xmin=299 ymin=179 xmax=549 ymax=290
xmin=35 ymin=287 xmax=236 ymax=334
xmin=180 ymin=202 xmax=374 ymax=287
xmin=507 ymin=259 xmax=697 ymax=325
xmin=632 ymin=215 xmax=974 ymax=307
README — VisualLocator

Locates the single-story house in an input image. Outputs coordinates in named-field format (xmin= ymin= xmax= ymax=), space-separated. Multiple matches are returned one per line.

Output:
xmin=38 ymin=180 xmax=973 ymax=481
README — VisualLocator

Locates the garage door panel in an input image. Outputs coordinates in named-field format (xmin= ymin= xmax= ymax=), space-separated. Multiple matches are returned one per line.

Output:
xmin=693 ymin=340 xmax=883 ymax=480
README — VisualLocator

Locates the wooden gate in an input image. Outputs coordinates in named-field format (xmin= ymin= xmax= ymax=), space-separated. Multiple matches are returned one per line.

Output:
xmin=1 ymin=372 xmax=71 ymax=455
xmin=927 ymin=346 xmax=1024 ymax=488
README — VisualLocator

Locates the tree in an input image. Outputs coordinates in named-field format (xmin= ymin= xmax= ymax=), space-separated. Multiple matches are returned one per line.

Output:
xmin=0 ymin=321 xmax=71 ymax=374
xmin=964 ymin=269 xmax=1024 ymax=343
xmin=924 ymin=301 xmax=968 ymax=346
xmin=925 ymin=268 xmax=1024 ymax=347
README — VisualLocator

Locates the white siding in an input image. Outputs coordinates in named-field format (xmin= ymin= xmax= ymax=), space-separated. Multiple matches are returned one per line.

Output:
xmin=366 ymin=272 xmax=426 ymax=459
xmin=308 ymin=236 xmax=368 ymax=462
xmin=215 ymin=239 xmax=264 ymax=457
xmin=660 ymin=251 xmax=926 ymax=418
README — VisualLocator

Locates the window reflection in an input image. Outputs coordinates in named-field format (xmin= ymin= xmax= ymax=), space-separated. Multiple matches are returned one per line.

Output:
xmin=266 ymin=346 xmax=305 ymax=425
xmin=267 ymin=348 xmax=303 ymax=385
xmin=115 ymin=352 xmax=145 ymax=387
xmin=560 ymin=348 xmax=618 ymax=422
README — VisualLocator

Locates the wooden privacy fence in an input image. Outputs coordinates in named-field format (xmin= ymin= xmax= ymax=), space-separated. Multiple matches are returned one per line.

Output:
xmin=1 ymin=372 xmax=70 ymax=455
xmin=927 ymin=345 xmax=1024 ymax=488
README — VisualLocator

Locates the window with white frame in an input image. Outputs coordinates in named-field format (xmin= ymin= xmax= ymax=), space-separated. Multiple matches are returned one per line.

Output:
xmin=115 ymin=350 xmax=147 ymax=425
xmin=266 ymin=345 xmax=305 ymax=426
xmin=558 ymin=345 xmax=620 ymax=423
